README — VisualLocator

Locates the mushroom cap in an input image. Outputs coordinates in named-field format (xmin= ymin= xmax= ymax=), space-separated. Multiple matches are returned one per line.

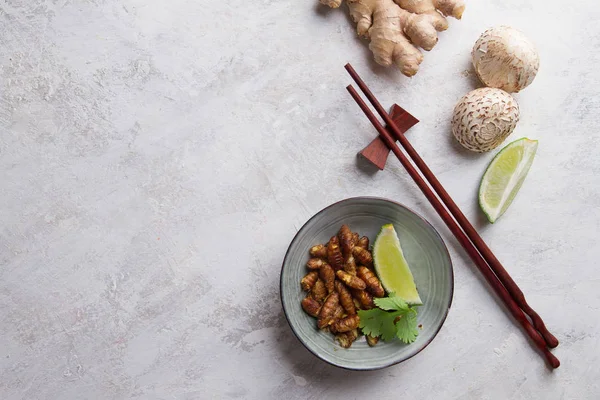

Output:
xmin=452 ymin=88 xmax=520 ymax=152
xmin=472 ymin=26 xmax=539 ymax=93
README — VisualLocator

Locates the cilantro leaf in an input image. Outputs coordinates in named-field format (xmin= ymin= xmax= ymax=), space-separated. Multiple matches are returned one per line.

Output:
xmin=395 ymin=308 xmax=419 ymax=344
xmin=357 ymin=308 xmax=387 ymax=337
xmin=358 ymin=308 xmax=402 ymax=341
xmin=358 ymin=294 xmax=420 ymax=344
xmin=380 ymin=312 xmax=402 ymax=341
xmin=374 ymin=295 xmax=409 ymax=312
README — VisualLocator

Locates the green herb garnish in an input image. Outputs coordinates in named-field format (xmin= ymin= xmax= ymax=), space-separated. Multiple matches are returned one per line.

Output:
xmin=357 ymin=294 xmax=419 ymax=344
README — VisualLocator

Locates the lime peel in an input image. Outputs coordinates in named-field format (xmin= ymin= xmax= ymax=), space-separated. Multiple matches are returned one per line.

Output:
xmin=479 ymin=138 xmax=538 ymax=223
xmin=373 ymin=224 xmax=422 ymax=305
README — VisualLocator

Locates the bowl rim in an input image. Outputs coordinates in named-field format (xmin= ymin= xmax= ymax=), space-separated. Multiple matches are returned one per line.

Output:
xmin=279 ymin=196 xmax=454 ymax=371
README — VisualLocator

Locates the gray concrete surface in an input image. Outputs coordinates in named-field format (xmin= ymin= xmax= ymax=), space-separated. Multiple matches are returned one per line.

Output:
xmin=1 ymin=1 xmax=599 ymax=399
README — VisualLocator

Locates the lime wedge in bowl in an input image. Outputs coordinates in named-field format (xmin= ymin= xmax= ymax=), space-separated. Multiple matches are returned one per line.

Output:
xmin=479 ymin=138 xmax=538 ymax=223
xmin=373 ymin=224 xmax=422 ymax=305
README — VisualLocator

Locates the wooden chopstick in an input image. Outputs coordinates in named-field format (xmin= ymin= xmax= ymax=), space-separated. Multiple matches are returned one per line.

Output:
xmin=345 ymin=63 xmax=559 ymax=350
xmin=346 ymin=84 xmax=560 ymax=369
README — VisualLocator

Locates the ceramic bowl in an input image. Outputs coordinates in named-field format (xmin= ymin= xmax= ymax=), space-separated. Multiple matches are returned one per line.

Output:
xmin=280 ymin=197 xmax=453 ymax=370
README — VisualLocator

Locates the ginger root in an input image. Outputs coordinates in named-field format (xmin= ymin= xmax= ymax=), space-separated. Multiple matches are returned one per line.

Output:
xmin=319 ymin=0 xmax=465 ymax=76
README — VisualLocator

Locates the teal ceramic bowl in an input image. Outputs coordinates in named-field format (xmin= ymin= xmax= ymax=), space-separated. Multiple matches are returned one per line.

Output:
xmin=280 ymin=197 xmax=453 ymax=370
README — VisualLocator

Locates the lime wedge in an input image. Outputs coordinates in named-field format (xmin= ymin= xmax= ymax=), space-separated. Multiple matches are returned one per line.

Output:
xmin=373 ymin=224 xmax=422 ymax=305
xmin=479 ymin=138 xmax=538 ymax=223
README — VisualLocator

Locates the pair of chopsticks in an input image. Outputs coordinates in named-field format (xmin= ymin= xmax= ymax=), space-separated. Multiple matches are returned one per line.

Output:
xmin=345 ymin=63 xmax=560 ymax=369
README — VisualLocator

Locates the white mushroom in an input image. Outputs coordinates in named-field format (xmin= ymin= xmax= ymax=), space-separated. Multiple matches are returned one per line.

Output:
xmin=451 ymin=88 xmax=520 ymax=152
xmin=472 ymin=26 xmax=539 ymax=93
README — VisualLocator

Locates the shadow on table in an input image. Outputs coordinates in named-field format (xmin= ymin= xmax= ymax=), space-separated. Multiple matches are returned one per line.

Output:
xmin=273 ymin=308 xmax=402 ymax=388
xmin=355 ymin=153 xmax=381 ymax=177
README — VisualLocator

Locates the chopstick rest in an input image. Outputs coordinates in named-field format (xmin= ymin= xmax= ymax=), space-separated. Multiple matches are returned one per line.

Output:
xmin=358 ymin=104 xmax=419 ymax=170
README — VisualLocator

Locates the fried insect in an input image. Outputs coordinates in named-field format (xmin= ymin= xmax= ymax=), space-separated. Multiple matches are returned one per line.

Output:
xmin=352 ymin=246 xmax=373 ymax=267
xmin=311 ymin=279 xmax=327 ymax=303
xmin=306 ymin=258 xmax=327 ymax=270
xmin=309 ymin=244 xmax=328 ymax=259
xmin=331 ymin=315 xmax=360 ymax=333
xmin=327 ymin=306 xmax=346 ymax=333
xmin=327 ymin=235 xmax=345 ymax=271
xmin=301 ymin=296 xmax=321 ymax=317
xmin=335 ymin=329 xmax=359 ymax=348
xmin=366 ymin=334 xmax=380 ymax=347
xmin=333 ymin=304 xmax=345 ymax=320
xmin=357 ymin=266 xmax=385 ymax=298
xmin=338 ymin=224 xmax=355 ymax=259
xmin=301 ymin=271 xmax=319 ymax=291
xmin=351 ymin=288 xmax=375 ymax=310
xmin=343 ymin=254 xmax=357 ymax=276
xmin=317 ymin=292 xmax=339 ymax=329
xmin=357 ymin=236 xmax=369 ymax=250
xmin=301 ymin=227 xmax=383 ymax=348
xmin=336 ymin=270 xmax=367 ymax=290
xmin=335 ymin=281 xmax=356 ymax=315
xmin=319 ymin=263 xmax=336 ymax=294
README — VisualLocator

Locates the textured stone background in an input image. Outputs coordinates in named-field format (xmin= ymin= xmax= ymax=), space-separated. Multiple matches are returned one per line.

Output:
xmin=1 ymin=1 xmax=599 ymax=399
